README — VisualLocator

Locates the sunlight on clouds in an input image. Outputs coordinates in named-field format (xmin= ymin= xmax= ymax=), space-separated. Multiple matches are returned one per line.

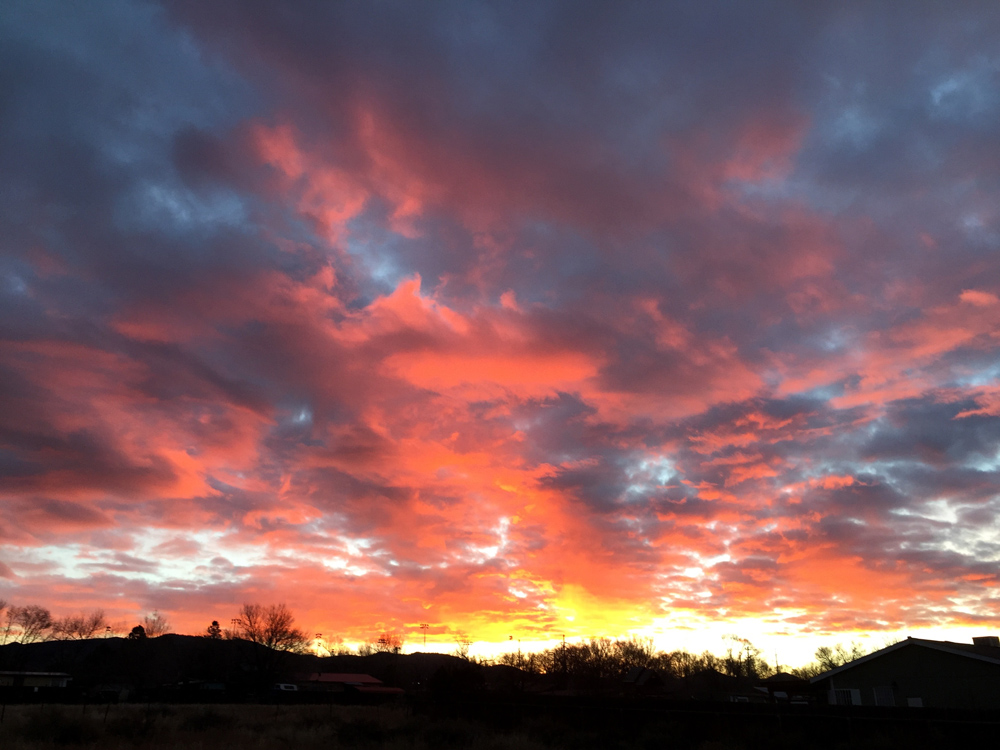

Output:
xmin=5 ymin=0 xmax=1000 ymax=661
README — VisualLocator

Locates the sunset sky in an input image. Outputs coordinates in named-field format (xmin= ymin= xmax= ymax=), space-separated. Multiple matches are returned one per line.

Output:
xmin=3 ymin=1 xmax=1000 ymax=665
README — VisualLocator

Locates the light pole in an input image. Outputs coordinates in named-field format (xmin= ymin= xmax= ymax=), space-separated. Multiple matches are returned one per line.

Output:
xmin=420 ymin=623 xmax=429 ymax=648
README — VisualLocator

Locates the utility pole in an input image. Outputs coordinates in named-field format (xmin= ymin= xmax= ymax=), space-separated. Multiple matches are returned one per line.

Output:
xmin=420 ymin=623 xmax=429 ymax=648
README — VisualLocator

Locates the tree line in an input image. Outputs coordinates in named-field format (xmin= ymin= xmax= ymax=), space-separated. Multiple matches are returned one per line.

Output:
xmin=0 ymin=599 xmax=172 ymax=644
xmin=0 ymin=599 xmax=314 ymax=654
xmin=0 ymin=598 xmax=876 ymax=677
xmin=488 ymin=634 xmax=778 ymax=683
xmin=486 ymin=633 xmax=878 ymax=682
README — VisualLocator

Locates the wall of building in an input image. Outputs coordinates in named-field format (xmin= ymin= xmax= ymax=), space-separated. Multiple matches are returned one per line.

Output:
xmin=816 ymin=645 xmax=1000 ymax=709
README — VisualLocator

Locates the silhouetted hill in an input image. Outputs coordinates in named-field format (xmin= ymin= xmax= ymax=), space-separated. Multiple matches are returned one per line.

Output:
xmin=0 ymin=636 xmax=500 ymax=696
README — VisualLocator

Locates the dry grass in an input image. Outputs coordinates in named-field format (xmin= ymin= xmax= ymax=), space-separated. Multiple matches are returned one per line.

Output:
xmin=0 ymin=703 xmax=550 ymax=750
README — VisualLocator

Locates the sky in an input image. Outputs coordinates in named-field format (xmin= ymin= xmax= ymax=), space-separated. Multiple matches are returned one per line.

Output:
xmin=2 ymin=0 xmax=1000 ymax=665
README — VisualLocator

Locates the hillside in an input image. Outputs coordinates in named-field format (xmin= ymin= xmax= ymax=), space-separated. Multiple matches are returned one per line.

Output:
xmin=0 ymin=635 xmax=507 ymax=695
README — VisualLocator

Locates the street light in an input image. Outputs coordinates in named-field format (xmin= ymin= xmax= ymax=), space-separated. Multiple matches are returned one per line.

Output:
xmin=420 ymin=623 xmax=429 ymax=648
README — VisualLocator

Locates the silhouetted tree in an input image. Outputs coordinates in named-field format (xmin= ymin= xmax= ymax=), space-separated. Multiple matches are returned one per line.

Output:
xmin=664 ymin=649 xmax=723 ymax=678
xmin=231 ymin=603 xmax=308 ymax=652
xmin=722 ymin=635 xmax=772 ymax=679
xmin=205 ymin=620 xmax=222 ymax=639
xmin=376 ymin=631 xmax=404 ymax=654
xmin=453 ymin=634 xmax=472 ymax=660
xmin=50 ymin=610 xmax=107 ymax=640
xmin=142 ymin=611 xmax=170 ymax=637
xmin=0 ymin=600 xmax=9 ymax=645
xmin=498 ymin=647 xmax=546 ymax=675
xmin=614 ymin=635 xmax=657 ymax=675
xmin=815 ymin=642 xmax=866 ymax=671
xmin=10 ymin=605 xmax=52 ymax=643
xmin=128 ymin=624 xmax=147 ymax=639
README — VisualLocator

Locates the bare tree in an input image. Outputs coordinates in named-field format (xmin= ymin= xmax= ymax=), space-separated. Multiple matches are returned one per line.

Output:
xmin=51 ymin=610 xmax=108 ymax=640
xmin=722 ymin=635 xmax=772 ymax=679
xmin=814 ymin=642 xmax=866 ymax=671
xmin=1 ymin=604 xmax=15 ymax=645
xmin=142 ymin=611 xmax=170 ymax=637
xmin=10 ymin=605 xmax=52 ymax=643
xmin=376 ymin=630 xmax=404 ymax=654
xmin=452 ymin=634 xmax=472 ymax=660
xmin=231 ymin=603 xmax=308 ymax=652
xmin=613 ymin=635 xmax=656 ymax=675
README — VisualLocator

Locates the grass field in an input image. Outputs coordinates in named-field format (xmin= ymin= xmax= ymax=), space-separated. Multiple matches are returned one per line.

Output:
xmin=0 ymin=700 xmax=983 ymax=750
xmin=0 ymin=703 xmax=564 ymax=750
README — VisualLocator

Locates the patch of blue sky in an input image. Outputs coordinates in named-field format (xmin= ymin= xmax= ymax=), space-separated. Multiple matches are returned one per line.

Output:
xmin=965 ymin=448 xmax=1000 ymax=473
xmin=826 ymin=106 xmax=882 ymax=150
xmin=622 ymin=455 xmax=676 ymax=502
xmin=788 ymin=380 xmax=847 ymax=402
xmin=817 ymin=326 xmax=855 ymax=353
xmin=959 ymin=212 xmax=1000 ymax=249
xmin=116 ymin=182 xmax=247 ymax=236
xmin=727 ymin=174 xmax=800 ymax=203
xmin=929 ymin=61 xmax=1000 ymax=123
xmin=951 ymin=363 xmax=1000 ymax=389
xmin=343 ymin=213 xmax=408 ymax=293
xmin=10 ymin=0 xmax=255 ymax=168
xmin=4 ymin=273 xmax=28 ymax=296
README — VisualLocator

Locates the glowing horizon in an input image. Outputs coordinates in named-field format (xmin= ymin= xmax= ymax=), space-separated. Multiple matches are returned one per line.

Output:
xmin=2 ymin=1 xmax=1000 ymax=668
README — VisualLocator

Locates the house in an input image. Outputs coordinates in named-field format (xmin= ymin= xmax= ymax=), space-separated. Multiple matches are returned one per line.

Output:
xmin=0 ymin=671 xmax=72 ymax=700
xmin=622 ymin=666 xmax=664 ymax=695
xmin=810 ymin=636 xmax=1000 ymax=710
xmin=665 ymin=668 xmax=768 ymax=703
xmin=294 ymin=672 xmax=404 ymax=697
xmin=757 ymin=672 xmax=813 ymax=704
xmin=0 ymin=671 xmax=71 ymax=689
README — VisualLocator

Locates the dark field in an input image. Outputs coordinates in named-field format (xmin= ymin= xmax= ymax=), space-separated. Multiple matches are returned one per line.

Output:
xmin=3 ymin=700 xmax=1000 ymax=750
xmin=0 ymin=703 xmax=550 ymax=750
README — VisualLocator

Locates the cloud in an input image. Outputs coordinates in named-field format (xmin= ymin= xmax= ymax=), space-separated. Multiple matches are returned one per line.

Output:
xmin=2 ymin=0 xmax=1000 ymax=646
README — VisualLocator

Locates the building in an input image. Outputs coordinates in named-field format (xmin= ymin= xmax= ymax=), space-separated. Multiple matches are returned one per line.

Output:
xmin=810 ymin=636 xmax=1000 ymax=709
xmin=757 ymin=672 xmax=813 ymax=704
xmin=0 ymin=671 xmax=72 ymax=700
xmin=294 ymin=672 xmax=404 ymax=697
